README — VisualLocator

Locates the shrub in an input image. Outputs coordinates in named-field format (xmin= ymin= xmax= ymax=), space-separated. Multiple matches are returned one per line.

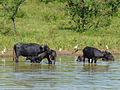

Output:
xmin=66 ymin=0 xmax=120 ymax=32
xmin=38 ymin=0 xmax=66 ymax=4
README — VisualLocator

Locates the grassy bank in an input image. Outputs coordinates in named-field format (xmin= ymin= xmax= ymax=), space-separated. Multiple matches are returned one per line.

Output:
xmin=0 ymin=1 xmax=120 ymax=53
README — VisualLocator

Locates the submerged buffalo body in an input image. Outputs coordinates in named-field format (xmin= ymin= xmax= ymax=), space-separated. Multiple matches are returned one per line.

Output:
xmin=26 ymin=49 xmax=57 ymax=64
xmin=13 ymin=42 xmax=50 ymax=62
xmin=83 ymin=46 xmax=114 ymax=63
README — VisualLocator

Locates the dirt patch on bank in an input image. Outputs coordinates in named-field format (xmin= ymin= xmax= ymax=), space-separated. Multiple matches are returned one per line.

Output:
xmin=0 ymin=49 xmax=120 ymax=57
xmin=0 ymin=50 xmax=82 ymax=57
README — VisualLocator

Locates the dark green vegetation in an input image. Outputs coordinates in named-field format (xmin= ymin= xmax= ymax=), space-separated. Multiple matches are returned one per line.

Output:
xmin=0 ymin=0 xmax=120 ymax=52
xmin=66 ymin=0 xmax=120 ymax=32
xmin=0 ymin=0 xmax=25 ymax=32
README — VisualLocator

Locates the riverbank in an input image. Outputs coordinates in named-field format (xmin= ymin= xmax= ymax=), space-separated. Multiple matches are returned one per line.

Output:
xmin=0 ymin=1 xmax=120 ymax=54
xmin=0 ymin=49 xmax=120 ymax=58
xmin=0 ymin=50 xmax=81 ymax=57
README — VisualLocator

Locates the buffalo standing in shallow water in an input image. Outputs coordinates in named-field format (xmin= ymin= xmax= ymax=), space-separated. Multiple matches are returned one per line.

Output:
xmin=26 ymin=49 xmax=57 ymax=64
xmin=83 ymin=46 xmax=114 ymax=63
xmin=13 ymin=42 xmax=50 ymax=62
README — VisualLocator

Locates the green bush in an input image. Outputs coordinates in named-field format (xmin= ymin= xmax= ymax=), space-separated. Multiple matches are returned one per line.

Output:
xmin=66 ymin=0 xmax=120 ymax=32
xmin=38 ymin=0 xmax=66 ymax=4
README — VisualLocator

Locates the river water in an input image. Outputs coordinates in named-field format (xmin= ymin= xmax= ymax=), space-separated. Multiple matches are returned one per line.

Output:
xmin=0 ymin=54 xmax=120 ymax=90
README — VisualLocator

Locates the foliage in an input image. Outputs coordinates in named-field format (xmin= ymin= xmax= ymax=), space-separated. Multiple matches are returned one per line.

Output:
xmin=38 ymin=0 xmax=66 ymax=4
xmin=66 ymin=0 xmax=120 ymax=32
xmin=0 ymin=0 xmax=25 ymax=33
xmin=0 ymin=0 xmax=25 ymax=18
xmin=0 ymin=1 xmax=119 ymax=52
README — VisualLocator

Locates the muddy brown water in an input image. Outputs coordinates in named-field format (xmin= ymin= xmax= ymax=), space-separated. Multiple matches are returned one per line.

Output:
xmin=0 ymin=54 xmax=120 ymax=89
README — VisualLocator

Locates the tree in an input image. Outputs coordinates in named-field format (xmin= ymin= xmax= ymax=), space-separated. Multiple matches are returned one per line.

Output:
xmin=66 ymin=0 xmax=120 ymax=32
xmin=0 ymin=0 xmax=25 ymax=33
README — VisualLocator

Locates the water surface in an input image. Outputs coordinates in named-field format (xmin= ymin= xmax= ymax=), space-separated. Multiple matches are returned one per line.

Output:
xmin=0 ymin=55 xmax=120 ymax=90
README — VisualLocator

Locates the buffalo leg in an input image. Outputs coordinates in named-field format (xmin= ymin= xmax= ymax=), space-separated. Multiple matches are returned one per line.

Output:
xmin=15 ymin=51 xmax=21 ymax=62
xmin=94 ymin=58 xmax=97 ymax=63
xmin=36 ymin=58 xmax=43 ymax=63
xmin=47 ymin=58 xmax=52 ymax=64
xmin=30 ymin=58 xmax=36 ymax=63
xmin=27 ymin=57 xmax=36 ymax=63
xmin=35 ymin=59 xmax=41 ymax=63
xmin=31 ymin=60 xmax=36 ymax=63
xmin=13 ymin=49 xmax=15 ymax=61
xmin=83 ymin=55 xmax=85 ymax=63
xmin=53 ymin=57 xmax=56 ymax=64
xmin=88 ymin=58 xmax=90 ymax=63
xmin=91 ymin=59 xmax=94 ymax=63
xmin=53 ymin=59 xmax=56 ymax=64
xmin=52 ymin=56 xmax=56 ymax=64
xmin=15 ymin=56 xmax=19 ymax=62
xmin=15 ymin=53 xmax=20 ymax=62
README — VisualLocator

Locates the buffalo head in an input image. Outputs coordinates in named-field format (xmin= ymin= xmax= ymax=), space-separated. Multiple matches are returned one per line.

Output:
xmin=102 ymin=51 xmax=114 ymax=61
xmin=40 ymin=44 xmax=50 ymax=52
xmin=44 ymin=44 xmax=50 ymax=51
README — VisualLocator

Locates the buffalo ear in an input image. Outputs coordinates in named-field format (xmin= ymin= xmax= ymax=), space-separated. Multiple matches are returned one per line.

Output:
xmin=40 ymin=45 xmax=44 ymax=51
xmin=41 ymin=44 xmax=44 ymax=48
xmin=103 ymin=50 xmax=108 ymax=55
xmin=104 ymin=50 xmax=107 ymax=53
xmin=40 ymin=46 xmax=43 ymax=49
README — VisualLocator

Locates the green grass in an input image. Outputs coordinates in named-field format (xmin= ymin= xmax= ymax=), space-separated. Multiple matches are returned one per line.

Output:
xmin=0 ymin=1 xmax=120 ymax=52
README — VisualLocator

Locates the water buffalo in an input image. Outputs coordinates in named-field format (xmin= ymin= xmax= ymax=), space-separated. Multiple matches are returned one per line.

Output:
xmin=76 ymin=55 xmax=83 ymax=62
xmin=26 ymin=49 xmax=57 ymax=64
xmin=76 ymin=55 xmax=91 ymax=62
xmin=83 ymin=46 xmax=114 ymax=63
xmin=13 ymin=42 xmax=50 ymax=62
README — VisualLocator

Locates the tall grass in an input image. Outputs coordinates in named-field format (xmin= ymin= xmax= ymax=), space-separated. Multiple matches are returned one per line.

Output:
xmin=0 ymin=1 xmax=120 ymax=52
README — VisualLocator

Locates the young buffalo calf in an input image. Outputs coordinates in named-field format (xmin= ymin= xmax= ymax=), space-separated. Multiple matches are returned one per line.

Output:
xmin=76 ymin=55 xmax=83 ymax=62
xmin=76 ymin=55 xmax=89 ymax=62
xmin=26 ymin=50 xmax=57 ymax=64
